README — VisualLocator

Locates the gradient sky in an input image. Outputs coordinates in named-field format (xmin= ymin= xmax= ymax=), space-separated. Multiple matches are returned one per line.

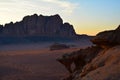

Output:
xmin=0 ymin=0 xmax=120 ymax=35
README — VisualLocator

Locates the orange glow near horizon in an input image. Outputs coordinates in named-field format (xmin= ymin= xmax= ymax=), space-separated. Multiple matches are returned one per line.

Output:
xmin=0 ymin=0 xmax=120 ymax=35
xmin=74 ymin=23 xmax=118 ymax=36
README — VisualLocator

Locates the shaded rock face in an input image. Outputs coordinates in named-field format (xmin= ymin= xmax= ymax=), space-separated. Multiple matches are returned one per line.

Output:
xmin=0 ymin=25 xmax=3 ymax=34
xmin=0 ymin=14 xmax=76 ymax=37
xmin=92 ymin=25 xmax=120 ymax=47
xmin=57 ymin=46 xmax=103 ymax=73
xmin=57 ymin=25 xmax=120 ymax=80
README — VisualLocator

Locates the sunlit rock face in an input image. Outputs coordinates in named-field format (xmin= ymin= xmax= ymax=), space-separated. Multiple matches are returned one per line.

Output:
xmin=74 ymin=45 xmax=120 ymax=80
xmin=57 ymin=25 xmax=120 ymax=80
xmin=0 ymin=14 xmax=76 ymax=37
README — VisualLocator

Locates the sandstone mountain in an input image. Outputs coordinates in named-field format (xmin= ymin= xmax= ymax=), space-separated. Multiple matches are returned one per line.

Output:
xmin=57 ymin=25 xmax=120 ymax=80
xmin=0 ymin=14 xmax=87 ymax=44
xmin=0 ymin=14 xmax=76 ymax=37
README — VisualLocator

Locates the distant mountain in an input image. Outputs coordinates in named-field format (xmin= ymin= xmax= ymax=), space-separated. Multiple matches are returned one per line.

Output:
xmin=0 ymin=14 xmax=92 ymax=44
xmin=0 ymin=14 xmax=76 ymax=37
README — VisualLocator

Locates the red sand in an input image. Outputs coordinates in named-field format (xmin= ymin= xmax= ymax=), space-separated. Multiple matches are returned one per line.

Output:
xmin=0 ymin=48 xmax=79 ymax=80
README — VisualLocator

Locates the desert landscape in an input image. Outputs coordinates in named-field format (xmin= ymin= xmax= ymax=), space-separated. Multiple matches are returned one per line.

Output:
xmin=0 ymin=25 xmax=120 ymax=80
xmin=0 ymin=14 xmax=93 ymax=80
xmin=0 ymin=0 xmax=120 ymax=80
xmin=0 ymin=43 xmax=83 ymax=80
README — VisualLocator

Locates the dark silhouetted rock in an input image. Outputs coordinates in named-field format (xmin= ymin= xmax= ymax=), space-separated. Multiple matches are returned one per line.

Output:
xmin=116 ymin=25 xmax=120 ymax=30
xmin=91 ymin=25 xmax=120 ymax=47
xmin=0 ymin=25 xmax=3 ymax=34
xmin=0 ymin=14 xmax=76 ymax=37
xmin=60 ymin=23 xmax=76 ymax=37
xmin=50 ymin=43 xmax=70 ymax=51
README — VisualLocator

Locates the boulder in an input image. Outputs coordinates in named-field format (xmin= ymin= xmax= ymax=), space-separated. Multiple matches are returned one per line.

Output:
xmin=50 ymin=43 xmax=70 ymax=51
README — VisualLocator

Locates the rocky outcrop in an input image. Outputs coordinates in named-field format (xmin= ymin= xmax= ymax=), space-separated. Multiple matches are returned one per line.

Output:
xmin=57 ymin=25 xmax=120 ymax=80
xmin=50 ymin=43 xmax=70 ymax=51
xmin=91 ymin=25 xmax=120 ymax=47
xmin=0 ymin=14 xmax=76 ymax=37
xmin=73 ymin=46 xmax=120 ymax=80
xmin=57 ymin=46 xmax=102 ymax=73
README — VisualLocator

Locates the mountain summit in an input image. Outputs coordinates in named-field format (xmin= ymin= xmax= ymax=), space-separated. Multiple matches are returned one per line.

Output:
xmin=0 ymin=14 xmax=76 ymax=37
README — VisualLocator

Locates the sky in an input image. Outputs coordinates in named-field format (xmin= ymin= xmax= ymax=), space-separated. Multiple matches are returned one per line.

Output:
xmin=0 ymin=0 xmax=120 ymax=35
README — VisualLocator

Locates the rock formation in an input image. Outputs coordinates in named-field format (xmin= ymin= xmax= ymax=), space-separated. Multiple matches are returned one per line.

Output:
xmin=91 ymin=25 xmax=120 ymax=47
xmin=0 ymin=14 xmax=76 ymax=37
xmin=0 ymin=25 xmax=3 ymax=34
xmin=57 ymin=25 xmax=120 ymax=80
xmin=57 ymin=46 xmax=103 ymax=73
xmin=76 ymin=46 xmax=120 ymax=80
xmin=49 ymin=43 xmax=70 ymax=51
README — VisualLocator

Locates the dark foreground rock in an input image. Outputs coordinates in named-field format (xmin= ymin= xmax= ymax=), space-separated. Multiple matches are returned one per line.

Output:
xmin=91 ymin=25 xmax=120 ymax=47
xmin=57 ymin=25 xmax=120 ymax=80
xmin=57 ymin=46 xmax=103 ymax=73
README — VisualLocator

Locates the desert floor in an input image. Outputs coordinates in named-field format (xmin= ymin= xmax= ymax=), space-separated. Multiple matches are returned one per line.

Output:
xmin=0 ymin=44 xmax=80 ymax=80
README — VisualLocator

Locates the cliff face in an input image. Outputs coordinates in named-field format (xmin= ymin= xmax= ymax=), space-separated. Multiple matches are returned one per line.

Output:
xmin=57 ymin=25 xmax=120 ymax=80
xmin=0 ymin=14 xmax=76 ymax=37
xmin=0 ymin=25 xmax=3 ymax=34
xmin=76 ymin=46 xmax=120 ymax=80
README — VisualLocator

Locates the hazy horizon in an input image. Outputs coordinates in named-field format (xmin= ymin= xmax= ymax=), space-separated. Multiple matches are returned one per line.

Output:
xmin=0 ymin=0 xmax=120 ymax=35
